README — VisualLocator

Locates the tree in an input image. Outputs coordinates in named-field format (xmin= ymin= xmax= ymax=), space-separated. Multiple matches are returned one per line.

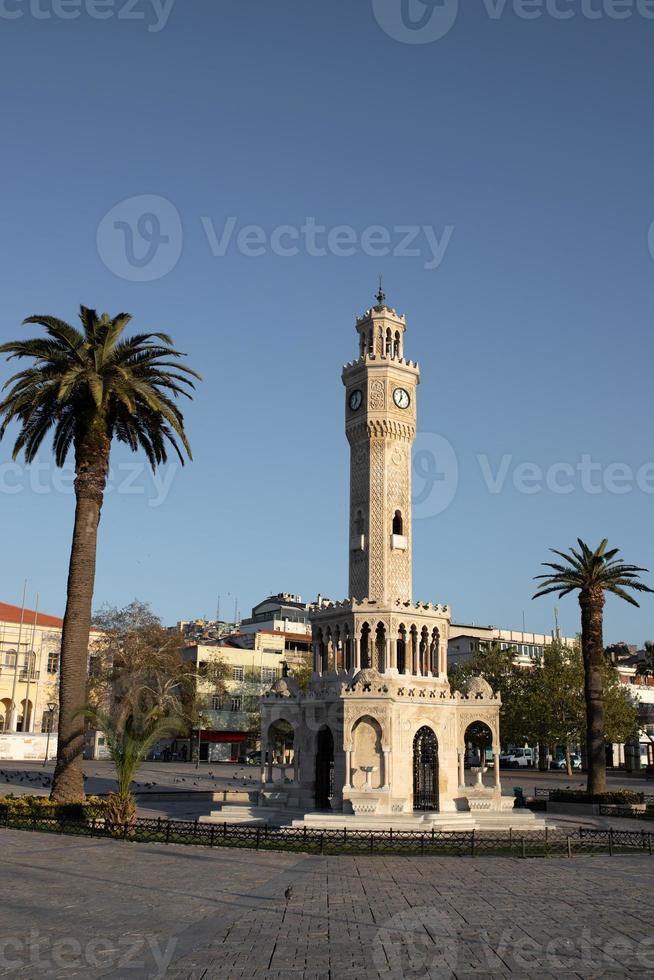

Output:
xmin=534 ymin=538 xmax=653 ymax=793
xmin=520 ymin=643 xmax=585 ymax=773
xmin=0 ymin=309 xmax=199 ymax=802
xmin=449 ymin=641 xmax=529 ymax=747
xmin=78 ymin=706 xmax=180 ymax=826
xmin=636 ymin=641 xmax=654 ymax=682
xmin=89 ymin=601 xmax=199 ymax=729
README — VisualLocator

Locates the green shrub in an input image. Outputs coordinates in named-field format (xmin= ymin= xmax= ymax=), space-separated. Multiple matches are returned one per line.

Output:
xmin=549 ymin=789 xmax=643 ymax=805
xmin=0 ymin=795 xmax=106 ymax=821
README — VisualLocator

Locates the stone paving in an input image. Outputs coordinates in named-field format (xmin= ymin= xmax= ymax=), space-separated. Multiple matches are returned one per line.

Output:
xmin=1 ymin=829 xmax=653 ymax=978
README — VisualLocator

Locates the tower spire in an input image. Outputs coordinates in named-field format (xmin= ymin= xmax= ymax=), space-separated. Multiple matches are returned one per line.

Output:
xmin=375 ymin=276 xmax=386 ymax=309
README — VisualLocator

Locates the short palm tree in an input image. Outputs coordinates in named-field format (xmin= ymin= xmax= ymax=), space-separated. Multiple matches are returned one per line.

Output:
xmin=534 ymin=539 xmax=653 ymax=793
xmin=78 ymin=706 xmax=180 ymax=826
xmin=0 ymin=308 xmax=199 ymax=802
xmin=636 ymin=641 xmax=654 ymax=682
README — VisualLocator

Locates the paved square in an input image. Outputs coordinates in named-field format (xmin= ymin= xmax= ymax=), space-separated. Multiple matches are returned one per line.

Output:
xmin=0 ymin=829 xmax=652 ymax=978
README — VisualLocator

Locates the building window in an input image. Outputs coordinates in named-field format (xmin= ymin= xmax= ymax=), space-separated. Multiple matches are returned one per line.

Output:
xmin=392 ymin=510 xmax=403 ymax=535
xmin=211 ymin=695 xmax=224 ymax=710
xmin=232 ymin=666 xmax=244 ymax=681
xmin=230 ymin=696 xmax=242 ymax=712
xmin=262 ymin=667 xmax=278 ymax=684
xmin=47 ymin=650 xmax=60 ymax=674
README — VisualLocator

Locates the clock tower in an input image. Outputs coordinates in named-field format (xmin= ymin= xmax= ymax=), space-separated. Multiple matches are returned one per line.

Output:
xmin=343 ymin=285 xmax=419 ymax=604
xmin=260 ymin=289 xmax=505 ymax=824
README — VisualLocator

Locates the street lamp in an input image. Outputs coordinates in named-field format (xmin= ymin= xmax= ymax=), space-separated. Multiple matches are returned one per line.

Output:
xmin=196 ymin=711 xmax=205 ymax=769
xmin=43 ymin=702 xmax=56 ymax=768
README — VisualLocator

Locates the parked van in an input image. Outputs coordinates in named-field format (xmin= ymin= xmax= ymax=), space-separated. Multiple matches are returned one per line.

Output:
xmin=499 ymin=747 xmax=533 ymax=768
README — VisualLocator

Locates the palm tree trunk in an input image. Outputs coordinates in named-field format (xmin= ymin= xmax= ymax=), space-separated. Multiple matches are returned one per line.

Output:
xmin=579 ymin=591 xmax=607 ymax=795
xmin=51 ymin=424 xmax=109 ymax=803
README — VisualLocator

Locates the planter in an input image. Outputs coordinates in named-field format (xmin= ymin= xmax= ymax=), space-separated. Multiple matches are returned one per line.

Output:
xmin=546 ymin=802 xmax=600 ymax=816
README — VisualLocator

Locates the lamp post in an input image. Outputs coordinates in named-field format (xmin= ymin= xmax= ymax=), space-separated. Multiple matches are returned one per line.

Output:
xmin=43 ymin=702 xmax=56 ymax=768
xmin=196 ymin=711 xmax=205 ymax=769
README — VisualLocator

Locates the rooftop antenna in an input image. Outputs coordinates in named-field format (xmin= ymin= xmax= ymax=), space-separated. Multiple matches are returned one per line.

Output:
xmin=554 ymin=606 xmax=560 ymax=642
xmin=216 ymin=594 xmax=220 ymax=623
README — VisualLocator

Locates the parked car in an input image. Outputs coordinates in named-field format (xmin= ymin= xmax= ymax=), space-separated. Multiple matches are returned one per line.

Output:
xmin=499 ymin=748 xmax=533 ymax=768
xmin=246 ymin=751 xmax=261 ymax=765
xmin=551 ymin=754 xmax=582 ymax=770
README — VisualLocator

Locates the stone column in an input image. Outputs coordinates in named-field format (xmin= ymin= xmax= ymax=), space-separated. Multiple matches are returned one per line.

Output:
xmin=388 ymin=638 xmax=397 ymax=671
xmin=260 ymin=735 xmax=268 ymax=785
xmin=493 ymin=750 xmax=501 ymax=792
xmin=343 ymin=749 xmax=352 ymax=790
xmin=382 ymin=748 xmax=391 ymax=790
xmin=457 ymin=749 xmax=465 ymax=788
xmin=293 ymin=745 xmax=300 ymax=784
xmin=353 ymin=636 xmax=360 ymax=671
xmin=312 ymin=641 xmax=320 ymax=675
xmin=267 ymin=740 xmax=274 ymax=784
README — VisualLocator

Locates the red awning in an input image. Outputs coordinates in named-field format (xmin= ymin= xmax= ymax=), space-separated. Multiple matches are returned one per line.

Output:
xmin=198 ymin=731 xmax=248 ymax=743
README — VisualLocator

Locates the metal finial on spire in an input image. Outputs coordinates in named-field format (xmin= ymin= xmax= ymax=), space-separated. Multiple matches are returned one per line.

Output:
xmin=376 ymin=276 xmax=386 ymax=308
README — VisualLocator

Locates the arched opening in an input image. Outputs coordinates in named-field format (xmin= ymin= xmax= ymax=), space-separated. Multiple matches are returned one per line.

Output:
xmin=464 ymin=721 xmax=494 ymax=771
xmin=410 ymin=625 xmax=418 ymax=675
xmin=374 ymin=622 xmax=386 ymax=672
xmin=317 ymin=630 xmax=327 ymax=674
xmin=397 ymin=624 xmax=407 ymax=675
xmin=385 ymin=327 xmax=392 ymax=356
xmin=360 ymin=622 xmax=371 ymax=669
xmin=315 ymin=727 xmax=334 ymax=809
xmin=367 ymin=329 xmax=373 ymax=355
xmin=0 ymin=698 xmax=12 ymax=732
xmin=354 ymin=509 xmax=364 ymax=536
xmin=394 ymin=331 xmax=401 ymax=358
xmin=419 ymin=626 xmax=429 ymax=675
xmin=268 ymin=720 xmax=295 ymax=771
xmin=18 ymin=699 xmax=33 ymax=733
xmin=351 ymin=715 xmax=383 ymax=789
xmin=359 ymin=332 xmax=366 ymax=358
xmin=392 ymin=510 xmax=403 ymax=535
xmin=430 ymin=628 xmax=440 ymax=676
xmin=413 ymin=727 xmax=439 ymax=811
xmin=343 ymin=624 xmax=352 ymax=672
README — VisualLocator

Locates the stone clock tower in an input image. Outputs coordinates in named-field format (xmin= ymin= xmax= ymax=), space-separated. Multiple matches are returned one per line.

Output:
xmin=343 ymin=285 xmax=419 ymax=605
xmin=259 ymin=290 xmax=507 ymax=827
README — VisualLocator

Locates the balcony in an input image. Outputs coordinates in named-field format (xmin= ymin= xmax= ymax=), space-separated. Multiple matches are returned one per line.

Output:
xmin=390 ymin=533 xmax=408 ymax=551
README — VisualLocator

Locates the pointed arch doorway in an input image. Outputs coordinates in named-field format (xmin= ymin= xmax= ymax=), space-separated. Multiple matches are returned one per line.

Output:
xmin=413 ymin=726 xmax=439 ymax=811
xmin=315 ymin=727 xmax=334 ymax=810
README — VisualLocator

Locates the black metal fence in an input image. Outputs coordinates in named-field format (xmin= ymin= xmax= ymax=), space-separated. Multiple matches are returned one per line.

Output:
xmin=1 ymin=810 xmax=653 ymax=858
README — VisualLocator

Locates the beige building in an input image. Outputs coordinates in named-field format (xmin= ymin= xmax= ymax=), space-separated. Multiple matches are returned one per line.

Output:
xmin=0 ymin=601 xmax=63 ymax=736
xmin=448 ymin=624 xmax=577 ymax=668
xmin=258 ymin=291 xmax=534 ymax=828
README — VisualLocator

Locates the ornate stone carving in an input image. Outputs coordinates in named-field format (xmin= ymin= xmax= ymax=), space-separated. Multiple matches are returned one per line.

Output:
xmin=369 ymin=379 xmax=385 ymax=410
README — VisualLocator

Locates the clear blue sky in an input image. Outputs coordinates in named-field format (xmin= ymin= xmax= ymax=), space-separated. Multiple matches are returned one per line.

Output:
xmin=1 ymin=1 xmax=653 ymax=644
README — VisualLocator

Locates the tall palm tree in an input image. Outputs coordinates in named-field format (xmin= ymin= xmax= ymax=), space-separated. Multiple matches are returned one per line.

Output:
xmin=0 ymin=308 xmax=199 ymax=802
xmin=636 ymin=641 xmax=654 ymax=682
xmin=534 ymin=539 xmax=653 ymax=793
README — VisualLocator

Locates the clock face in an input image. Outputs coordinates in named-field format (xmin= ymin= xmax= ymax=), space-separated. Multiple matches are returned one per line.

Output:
xmin=393 ymin=387 xmax=410 ymax=410
xmin=349 ymin=389 xmax=363 ymax=412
